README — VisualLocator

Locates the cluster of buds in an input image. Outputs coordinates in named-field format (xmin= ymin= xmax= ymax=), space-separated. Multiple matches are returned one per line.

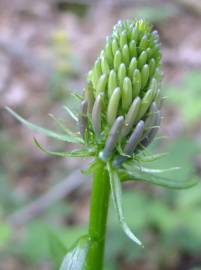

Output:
xmin=80 ymin=19 xmax=163 ymax=166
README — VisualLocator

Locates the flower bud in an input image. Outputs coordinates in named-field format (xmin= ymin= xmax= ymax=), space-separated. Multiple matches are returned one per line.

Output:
xmin=114 ymin=120 xmax=145 ymax=166
xmin=122 ymin=44 xmax=130 ymax=66
xmin=118 ymin=63 xmax=127 ymax=88
xmin=80 ymin=19 xmax=163 ymax=164
xmin=114 ymin=50 xmax=122 ymax=71
xmin=122 ymin=77 xmax=132 ymax=112
xmin=120 ymin=30 xmax=127 ymax=49
xmin=101 ymin=56 xmax=110 ymax=75
xmin=141 ymin=64 xmax=149 ymax=89
xmin=122 ymin=97 xmax=141 ymax=137
xmin=129 ymin=40 xmax=137 ymax=57
xmin=92 ymin=94 xmax=102 ymax=134
xmin=132 ymin=69 xmax=141 ymax=97
xmin=105 ymin=37 xmax=113 ymax=65
xmin=138 ymin=51 xmax=147 ymax=69
xmin=84 ymin=81 xmax=95 ymax=114
xmin=107 ymin=87 xmax=121 ymax=126
xmin=108 ymin=70 xmax=118 ymax=97
xmin=112 ymin=39 xmax=118 ymax=55
xmin=101 ymin=116 xmax=124 ymax=160
xmin=96 ymin=74 xmax=107 ymax=94
xmin=128 ymin=57 xmax=137 ymax=78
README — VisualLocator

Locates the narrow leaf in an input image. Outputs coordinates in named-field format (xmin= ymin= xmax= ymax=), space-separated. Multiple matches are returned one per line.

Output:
xmin=134 ymin=164 xmax=181 ymax=174
xmin=49 ymin=113 xmax=78 ymax=136
xmin=107 ymin=162 xmax=142 ymax=246
xmin=59 ymin=235 xmax=90 ymax=270
xmin=63 ymin=105 xmax=78 ymax=122
xmin=137 ymin=152 xmax=168 ymax=162
xmin=6 ymin=107 xmax=83 ymax=144
xmin=34 ymin=138 xmax=93 ymax=157
xmin=122 ymin=162 xmax=198 ymax=189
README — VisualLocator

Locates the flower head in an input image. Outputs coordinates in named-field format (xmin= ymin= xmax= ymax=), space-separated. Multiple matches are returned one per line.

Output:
xmin=80 ymin=19 xmax=163 ymax=165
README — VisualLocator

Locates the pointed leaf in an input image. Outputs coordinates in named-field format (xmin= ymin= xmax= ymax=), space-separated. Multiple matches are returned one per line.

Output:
xmin=63 ymin=105 xmax=78 ymax=122
xmin=49 ymin=113 xmax=78 ymax=136
xmin=122 ymin=162 xmax=199 ymax=189
xmin=107 ymin=162 xmax=142 ymax=246
xmin=137 ymin=152 xmax=168 ymax=163
xmin=134 ymin=164 xmax=180 ymax=174
xmin=6 ymin=107 xmax=83 ymax=144
xmin=34 ymin=138 xmax=94 ymax=157
xmin=59 ymin=235 xmax=90 ymax=270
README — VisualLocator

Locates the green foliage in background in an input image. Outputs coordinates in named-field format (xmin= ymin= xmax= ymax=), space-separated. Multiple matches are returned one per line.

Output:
xmin=166 ymin=71 xmax=201 ymax=123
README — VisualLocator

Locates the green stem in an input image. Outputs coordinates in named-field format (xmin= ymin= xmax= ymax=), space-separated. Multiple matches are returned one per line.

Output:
xmin=86 ymin=160 xmax=110 ymax=270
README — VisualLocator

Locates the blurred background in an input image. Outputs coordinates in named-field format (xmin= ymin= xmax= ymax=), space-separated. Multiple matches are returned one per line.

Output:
xmin=0 ymin=0 xmax=201 ymax=269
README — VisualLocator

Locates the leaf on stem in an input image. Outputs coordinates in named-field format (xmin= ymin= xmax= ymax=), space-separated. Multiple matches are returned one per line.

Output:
xmin=107 ymin=162 xmax=142 ymax=246
xmin=6 ymin=107 xmax=83 ymax=144
xmin=137 ymin=152 xmax=168 ymax=162
xmin=133 ymin=163 xmax=180 ymax=174
xmin=34 ymin=138 xmax=93 ymax=157
xmin=59 ymin=235 xmax=90 ymax=270
xmin=63 ymin=105 xmax=78 ymax=122
xmin=122 ymin=161 xmax=199 ymax=189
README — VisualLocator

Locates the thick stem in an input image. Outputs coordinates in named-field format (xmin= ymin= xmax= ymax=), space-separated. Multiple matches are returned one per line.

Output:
xmin=86 ymin=160 xmax=110 ymax=270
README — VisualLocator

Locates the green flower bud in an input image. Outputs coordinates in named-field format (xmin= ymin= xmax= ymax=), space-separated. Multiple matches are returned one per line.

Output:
xmin=80 ymin=19 xmax=163 ymax=163
xmin=128 ymin=57 xmax=137 ymax=78
xmin=122 ymin=77 xmax=132 ymax=112
xmin=131 ymin=27 xmax=138 ymax=42
xmin=129 ymin=40 xmax=137 ymax=57
xmin=118 ymin=63 xmax=127 ymax=88
xmin=122 ymin=96 xmax=141 ymax=137
xmin=92 ymin=94 xmax=102 ymax=134
xmin=112 ymin=38 xmax=118 ymax=55
xmin=138 ymin=51 xmax=147 ymax=69
xmin=132 ymin=69 xmax=141 ymax=97
xmin=84 ymin=81 xmax=95 ymax=113
xmin=149 ymin=58 xmax=156 ymax=77
xmin=137 ymin=89 xmax=154 ymax=120
xmin=105 ymin=37 xmax=113 ymax=65
xmin=146 ymin=47 xmax=151 ymax=59
xmin=114 ymin=50 xmax=122 ymax=71
xmin=139 ymin=34 xmax=149 ymax=52
xmin=122 ymin=44 xmax=130 ymax=66
xmin=149 ymin=77 xmax=158 ymax=93
xmin=93 ymin=58 xmax=102 ymax=85
xmin=108 ymin=70 xmax=118 ymax=97
xmin=120 ymin=30 xmax=127 ymax=49
xmin=141 ymin=64 xmax=149 ymax=89
xmin=96 ymin=74 xmax=107 ymax=94
xmin=107 ymin=87 xmax=121 ymax=126
xmin=101 ymin=56 xmax=110 ymax=74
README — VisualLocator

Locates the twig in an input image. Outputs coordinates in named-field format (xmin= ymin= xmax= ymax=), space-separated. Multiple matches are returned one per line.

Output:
xmin=8 ymin=169 xmax=89 ymax=226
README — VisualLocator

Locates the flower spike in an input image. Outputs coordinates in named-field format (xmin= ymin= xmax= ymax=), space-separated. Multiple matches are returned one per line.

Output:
xmin=80 ymin=19 xmax=163 ymax=163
